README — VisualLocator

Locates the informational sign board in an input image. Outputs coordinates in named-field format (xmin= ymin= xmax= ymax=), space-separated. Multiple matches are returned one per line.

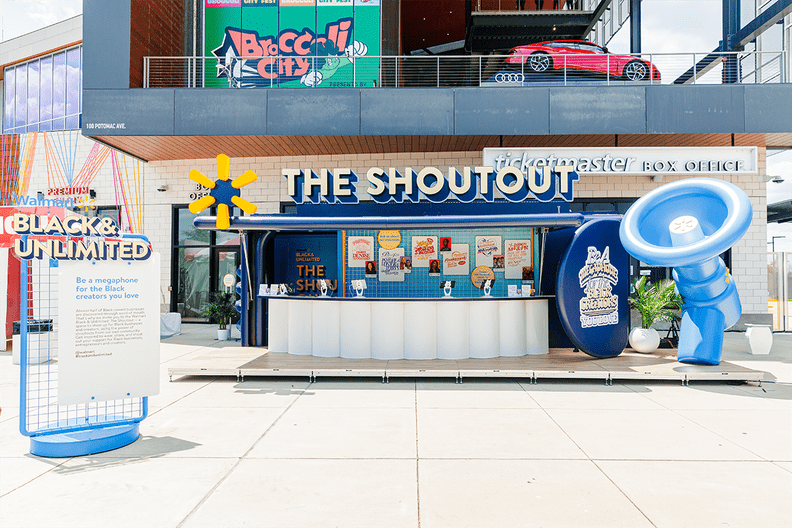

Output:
xmin=470 ymin=265 xmax=495 ymax=289
xmin=555 ymin=218 xmax=630 ymax=358
xmin=504 ymin=239 xmax=532 ymax=279
xmin=273 ymin=233 xmax=338 ymax=295
xmin=379 ymin=248 xmax=404 ymax=282
xmin=58 ymin=255 xmax=161 ymax=405
xmin=411 ymin=236 xmax=437 ymax=267
xmin=475 ymin=236 xmax=501 ymax=268
xmin=378 ymin=230 xmax=401 ymax=250
xmin=442 ymin=244 xmax=469 ymax=276
xmin=347 ymin=235 xmax=374 ymax=267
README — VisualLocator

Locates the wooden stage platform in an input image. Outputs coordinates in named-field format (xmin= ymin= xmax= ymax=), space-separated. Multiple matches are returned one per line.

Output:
xmin=166 ymin=347 xmax=770 ymax=385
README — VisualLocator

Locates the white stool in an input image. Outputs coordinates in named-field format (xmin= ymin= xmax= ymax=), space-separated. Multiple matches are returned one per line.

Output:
xmin=744 ymin=324 xmax=773 ymax=355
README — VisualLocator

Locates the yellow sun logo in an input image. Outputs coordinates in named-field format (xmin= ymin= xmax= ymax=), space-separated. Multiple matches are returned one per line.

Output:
xmin=76 ymin=196 xmax=96 ymax=210
xmin=188 ymin=154 xmax=258 ymax=229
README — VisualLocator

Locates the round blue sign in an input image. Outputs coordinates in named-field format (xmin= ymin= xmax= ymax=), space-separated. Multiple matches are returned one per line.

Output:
xmin=556 ymin=218 xmax=629 ymax=358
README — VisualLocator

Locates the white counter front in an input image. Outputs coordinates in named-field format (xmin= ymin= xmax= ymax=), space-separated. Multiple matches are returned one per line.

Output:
xmin=266 ymin=297 xmax=549 ymax=359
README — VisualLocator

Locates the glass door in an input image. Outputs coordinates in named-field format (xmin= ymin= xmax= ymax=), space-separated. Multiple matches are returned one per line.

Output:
xmin=172 ymin=205 xmax=241 ymax=322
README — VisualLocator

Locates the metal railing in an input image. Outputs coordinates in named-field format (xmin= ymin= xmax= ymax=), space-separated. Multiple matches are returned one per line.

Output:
xmin=473 ymin=0 xmax=589 ymax=12
xmin=144 ymin=51 xmax=788 ymax=89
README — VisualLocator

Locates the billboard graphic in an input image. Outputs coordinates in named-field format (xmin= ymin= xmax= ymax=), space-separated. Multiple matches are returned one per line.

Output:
xmin=205 ymin=1 xmax=380 ymax=87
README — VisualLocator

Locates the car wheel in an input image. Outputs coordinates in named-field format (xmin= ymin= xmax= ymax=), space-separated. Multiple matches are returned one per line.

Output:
xmin=527 ymin=52 xmax=552 ymax=73
xmin=623 ymin=60 xmax=648 ymax=81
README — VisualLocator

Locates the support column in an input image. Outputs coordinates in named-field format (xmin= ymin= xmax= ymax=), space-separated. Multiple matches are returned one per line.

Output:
xmin=630 ymin=0 xmax=642 ymax=54
xmin=722 ymin=0 xmax=742 ymax=83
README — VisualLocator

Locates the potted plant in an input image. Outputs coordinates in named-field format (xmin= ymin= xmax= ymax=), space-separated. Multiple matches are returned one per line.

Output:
xmin=204 ymin=292 xmax=238 ymax=341
xmin=628 ymin=276 xmax=682 ymax=353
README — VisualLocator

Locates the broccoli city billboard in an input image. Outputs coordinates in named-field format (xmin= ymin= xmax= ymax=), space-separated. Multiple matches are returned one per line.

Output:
xmin=205 ymin=0 xmax=381 ymax=88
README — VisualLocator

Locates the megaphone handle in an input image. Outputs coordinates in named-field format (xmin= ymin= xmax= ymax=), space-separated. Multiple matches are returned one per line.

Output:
xmin=677 ymin=307 xmax=726 ymax=365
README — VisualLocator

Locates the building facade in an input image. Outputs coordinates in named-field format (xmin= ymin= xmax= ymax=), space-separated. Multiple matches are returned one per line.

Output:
xmin=4 ymin=1 xmax=792 ymax=338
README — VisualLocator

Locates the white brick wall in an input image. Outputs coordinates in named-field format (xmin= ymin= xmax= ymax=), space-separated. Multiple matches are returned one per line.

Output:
xmin=13 ymin=137 xmax=771 ymax=315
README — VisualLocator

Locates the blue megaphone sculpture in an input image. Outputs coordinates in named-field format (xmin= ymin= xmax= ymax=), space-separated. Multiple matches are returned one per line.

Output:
xmin=619 ymin=179 xmax=752 ymax=365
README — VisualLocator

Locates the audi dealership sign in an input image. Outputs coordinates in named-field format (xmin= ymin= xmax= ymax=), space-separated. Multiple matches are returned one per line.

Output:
xmin=483 ymin=147 xmax=758 ymax=176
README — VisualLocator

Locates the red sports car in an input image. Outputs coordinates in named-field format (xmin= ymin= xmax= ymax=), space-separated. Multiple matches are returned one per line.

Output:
xmin=504 ymin=40 xmax=661 ymax=82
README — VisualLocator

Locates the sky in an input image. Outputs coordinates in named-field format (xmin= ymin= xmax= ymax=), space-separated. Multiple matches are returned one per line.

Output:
xmin=0 ymin=0 xmax=81 ymax=42
xmin=1 ymin=0 xmax=790 ymax=250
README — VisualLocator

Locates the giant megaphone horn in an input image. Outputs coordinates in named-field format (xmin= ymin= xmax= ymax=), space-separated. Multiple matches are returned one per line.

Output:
xmin=619 ymin=178 xmax=752 ymax=365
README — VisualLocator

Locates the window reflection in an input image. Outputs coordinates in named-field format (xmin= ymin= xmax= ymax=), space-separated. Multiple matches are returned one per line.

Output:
xmin=27 ymin=60 xmax=40 ymax=132
xmin=2 ymin=45 xmax=81 ymax=133
xmin=3 ymin=68 xmax=13 ymax=131
xmin=15 ymin=65 xmax=26 ymax=129
xmin=66 ymin=48 xmax=80 ymax=117
xmin=53 ymin=52 xmax=66 ymax=119
xmin=40 ymin=56 xmax=52 ymax=122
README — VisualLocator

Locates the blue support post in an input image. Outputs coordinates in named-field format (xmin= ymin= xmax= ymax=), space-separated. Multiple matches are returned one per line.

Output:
xmin=630 ymin=0 xmax=642 ymax=54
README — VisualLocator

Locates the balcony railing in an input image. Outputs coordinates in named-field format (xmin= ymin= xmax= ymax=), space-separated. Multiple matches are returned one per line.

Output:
xmin=472 ymin=0 xmax=591 ymax=12
xmin=144 ymin=51 xmax=788 ymax=89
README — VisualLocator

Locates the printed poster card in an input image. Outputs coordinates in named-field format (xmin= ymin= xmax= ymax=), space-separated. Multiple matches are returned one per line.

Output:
xmin=505 ymin=239 xmax=532 ymax=280
xmin=508 ymin=284 xmax=520 ymax=297
xmin=400 ymin=255 xmax=412 ymax=273
xmin=493 ymin=254 xmax=505 ymax=270
xmin=379 ymin=248 xmax=404 ymax=282
xmin=411 ymin=236 xmax=437 ymax=267
xmin=475 ymin=236 xmax=501 ymax=268
xmin=428 ymin=259 xmax=442 ymax=275
xmin=439 ymin=237 xmax=452 ymax=252
xmin=348 ymin=236 xmax=374 ymax=267
xmin=442 ymin=244 xmax=469 ymax=276
xmin=365 ymin=260 xmax=377 ymax=276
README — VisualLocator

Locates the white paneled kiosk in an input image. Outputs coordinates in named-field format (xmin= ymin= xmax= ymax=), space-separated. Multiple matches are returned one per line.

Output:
xmin=266 ymin=296 xmax=549 ymax=359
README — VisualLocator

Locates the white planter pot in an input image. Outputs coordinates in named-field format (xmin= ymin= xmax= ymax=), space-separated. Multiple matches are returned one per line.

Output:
xmin=629 ymin=327 xmax=660 ymax=353
xmin=217 ymin=328 xmax=230 ymax=341
xmin=744 ymin=324 xmax=772 ymax=355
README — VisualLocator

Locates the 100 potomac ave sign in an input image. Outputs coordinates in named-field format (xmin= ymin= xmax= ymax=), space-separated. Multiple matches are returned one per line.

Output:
xmin=483 ymin=147 xmax=758 ymax=176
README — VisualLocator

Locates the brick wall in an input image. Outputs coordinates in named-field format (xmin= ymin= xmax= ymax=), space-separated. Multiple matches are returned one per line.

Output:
xmin=129 ymin=0 xmax=186 ymax=88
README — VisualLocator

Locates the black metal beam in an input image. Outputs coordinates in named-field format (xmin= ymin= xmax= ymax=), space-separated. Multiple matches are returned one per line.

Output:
xmin=583 ymin=0 xmax=614 ymax=38
xmin=734 ymin=0 xmax=792 ymax=47
xmin=673 ymin=48 xmax=723 ymax=84
xmin=675 ymin=0 xmax=792 ymax=84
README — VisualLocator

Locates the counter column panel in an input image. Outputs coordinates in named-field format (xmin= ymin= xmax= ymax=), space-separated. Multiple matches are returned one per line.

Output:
xmin=437 ymin=301 xmax=470 ymax=359
xmin=404 ymin=302 xmax=437 ymax=359
xmin=371 ymin=302 xmax=405 ymax=360
xmin=498 ymin=300 xmax=528 ymax=357
xmin=312 ymin=300 xmax=340 ymax=357
xmin=288 ymin=299 xmax=312 ymax=355
xmin=339 ymin=301 xmax=373 ymax=359
xmin=469 ymin=301 xmax=500 ymax=358
xmin=268 ymin=299 xmax=289 ymax=353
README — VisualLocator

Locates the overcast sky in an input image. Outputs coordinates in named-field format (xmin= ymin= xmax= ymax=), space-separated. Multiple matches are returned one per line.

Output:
xmin=1 ymin=0 xmax=790 ymax=250
xmin=0 ymin=0 xmax=81 ymax=42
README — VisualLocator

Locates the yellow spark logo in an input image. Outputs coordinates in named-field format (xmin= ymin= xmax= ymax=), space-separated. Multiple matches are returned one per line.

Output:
xmin=188 ymin=154 xmax=258 ymax=229
xmin=76 ymin=196 xmax=96 ymax=210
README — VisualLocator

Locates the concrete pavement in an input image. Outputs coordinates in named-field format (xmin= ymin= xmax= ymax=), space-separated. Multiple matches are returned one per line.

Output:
xmin=1 ymin=327 xmax=790 ymax=528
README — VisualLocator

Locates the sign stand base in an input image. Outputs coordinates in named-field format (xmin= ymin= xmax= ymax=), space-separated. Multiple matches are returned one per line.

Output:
xmin=30 ymin=423 xmax=140 ymax=458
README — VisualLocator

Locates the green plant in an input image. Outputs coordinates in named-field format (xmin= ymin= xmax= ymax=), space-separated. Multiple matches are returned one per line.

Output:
xmin=628 ymin=276 xmax=683 ymax=329
xmin=203 ymin=292 xmax=238 ymax=329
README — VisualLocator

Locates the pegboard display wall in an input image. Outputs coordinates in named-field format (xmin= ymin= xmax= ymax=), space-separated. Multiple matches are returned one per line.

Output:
xmin=343 ymin=227 xmax=535 ymax=299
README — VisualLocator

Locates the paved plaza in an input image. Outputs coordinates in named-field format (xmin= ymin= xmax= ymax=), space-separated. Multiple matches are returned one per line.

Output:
xmin=1 ymin=327 xmax=790 ymax=528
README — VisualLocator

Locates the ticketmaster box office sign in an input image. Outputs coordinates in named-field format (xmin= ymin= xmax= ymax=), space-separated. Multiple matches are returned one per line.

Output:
xmin=12 ymin=212 xmax=160 ymax=457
